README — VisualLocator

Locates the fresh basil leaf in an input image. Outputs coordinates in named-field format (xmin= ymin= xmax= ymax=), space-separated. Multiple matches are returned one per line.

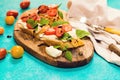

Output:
xmin=39 ymin=18 xmax=50 ymax=26
xmin=53 ymin=45 xmax=61 ymax=49
xmin=58 ymin=3 xmax=62 ymax=8
xmin=54 ymin=45 xmax=68 ymax=51
xmin=33 ymin=21 xmax=38 ymax=28
xmin=61 ymin=33 xmax=72 ymax=41
xmin=35 ymin=26 xmax=38 ymax=31
xmin=51 ymin=20 xmax=69 ymax=27
xmin=65 ymin=51 xmax=72 ymax=61
xmin=76 ymin=29 xmax=90 ymax=38
xmin=27 ymin=19 xmax=38 ymax=28
xmin=61 ymin=45 xmax=68 ymax=51
xmin=27 ymin=19 xmax=34 ymax=25
xmin=58 ymin=10 xmax=63 ymax=19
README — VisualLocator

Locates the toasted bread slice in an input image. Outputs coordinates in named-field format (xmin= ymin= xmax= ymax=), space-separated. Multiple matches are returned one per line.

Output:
xmin=17 ymin=8 xmax=84 ymax=49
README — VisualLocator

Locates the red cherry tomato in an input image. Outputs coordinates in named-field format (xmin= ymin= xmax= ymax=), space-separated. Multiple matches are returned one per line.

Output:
xmin=29 ymin=13 xmax=37 ymax=20
xmin=47 ymin=9 xmax=57 ymax=17
xmin=26 ymin=23 xmax=33 ymax=29
xmin=44 ymin=28 xmax=56 ymax=35
xmin=0 ymin=27 xmax=4 ymax=35
xmin=62 ymin=24 xmax=72 ymax=32
xmin=21 ymin=13 xmax=39 ymax=22
xmin=21 ymin=16 xmax=29 ymax=22
xmin=36 ymin=15 xmax=41 ymax=22
xmin=54 ymin=27 xmax=64 ymax=37
xmin=20 ymin=0 xmax=30 ymax=9
xmin=38 ymin=5 xmax=49 ymax=14
xmin=0 ymin=48 xmax=7 ymax=59
xmin=6 ymin=10 xmax=18 ymax=18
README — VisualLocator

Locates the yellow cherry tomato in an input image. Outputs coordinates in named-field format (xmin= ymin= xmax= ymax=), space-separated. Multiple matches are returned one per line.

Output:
xmin=11 ymin=45 xmax=24 ymax=59
xmin=0 ymin=27 xmax=4 ymax=35
xmin=5 ymin=16 xmax=15 ymax=25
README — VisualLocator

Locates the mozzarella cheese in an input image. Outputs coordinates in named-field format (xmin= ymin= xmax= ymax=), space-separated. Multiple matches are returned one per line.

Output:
xmin=43 ymin=35 xmax=58 ymax=40
xmin=67 ymin=29 xmax=77 ymax=38
xmin=17 ymin=20 xmax=27 ymax=29
xmin=45 ymin=46 xmax=62 ymax=58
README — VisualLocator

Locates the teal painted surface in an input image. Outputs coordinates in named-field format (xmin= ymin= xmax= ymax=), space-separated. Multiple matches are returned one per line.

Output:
xmin=0 ymin=0 xmax=120 ymax=80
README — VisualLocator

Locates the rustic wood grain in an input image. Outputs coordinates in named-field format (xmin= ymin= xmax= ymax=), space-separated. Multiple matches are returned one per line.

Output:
xmin=14 ymin=9 xmax=94 ymax=68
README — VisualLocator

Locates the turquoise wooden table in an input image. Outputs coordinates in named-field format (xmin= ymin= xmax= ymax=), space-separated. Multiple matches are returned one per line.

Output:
xmin=0 ymin=0 xmax=120 ymax=80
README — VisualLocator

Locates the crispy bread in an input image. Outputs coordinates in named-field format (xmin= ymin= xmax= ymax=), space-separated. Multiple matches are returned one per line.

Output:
xmin=17 ymin=8 xmax=84 ymax=49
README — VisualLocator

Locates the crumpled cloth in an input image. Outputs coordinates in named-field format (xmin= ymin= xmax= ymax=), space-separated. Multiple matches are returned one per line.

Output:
xmin=67 ymin=0 xmax=120 ymax=66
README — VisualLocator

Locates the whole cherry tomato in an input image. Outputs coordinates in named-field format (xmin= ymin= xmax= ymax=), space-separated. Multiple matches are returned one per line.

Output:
xmin=0 ymin=48 xmax=7 ymax=59
xmin=5 ymin=16 xmax=15 ymax=25
xmin=20 ymin=0 xmax=30 ymax=9
xmin=6 ymin=10 xmax=18 ymax=18
xmin=11 ymin=45 xmax=24 ymax=59
xmin=0 ymin=27 xmax=4 ymax=35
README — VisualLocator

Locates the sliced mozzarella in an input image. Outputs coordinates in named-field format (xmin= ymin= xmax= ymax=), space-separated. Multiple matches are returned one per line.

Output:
xmin=67 ymin=29 xmax=77 ymax=38
xmin=43 ymin=35 xmax=57 ymax=40
xmin=39 ymin=33 xmax=44 ymax=38
xmin=36 ymin=25 xmax=42 ymax=33
xmin=45 ymin=46 xmax=62 ymax=58
xmin=17 ymin=20 xmax=27 ymax=29
xmin=62 ymin=40 xmax=67 ymax=42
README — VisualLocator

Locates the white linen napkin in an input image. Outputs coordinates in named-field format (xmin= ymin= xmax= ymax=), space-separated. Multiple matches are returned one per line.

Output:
xmin=67 ymin=0 xmax=120 ymax=66
xmin=67 ymin=0 xmax=120 ymax=28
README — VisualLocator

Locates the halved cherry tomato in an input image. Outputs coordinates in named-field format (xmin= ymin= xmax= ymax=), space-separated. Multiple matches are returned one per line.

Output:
xmin=62 ymin=24 xmax=72 ymax=32
xmin=21 ymin=13 xmax=39 ymax=22
xmin=38 ymin=5 xmax=49 ymax=14
xmin=29 ymin=13 xmax=37 ymax=20
xmin=21 ymin=16 xmax=28 ymax=22
xmin=26 ymin=23 xmax=33 ymax=29
xmin=47 ymin=9 xmax=57 ymax=17
xmin=44 ymin=28 xmax=55 ymax=35
xmin=54 ymin=27 xmax=64 ymax=37
xmin=36 ymin=15 xmax=41 ymax=22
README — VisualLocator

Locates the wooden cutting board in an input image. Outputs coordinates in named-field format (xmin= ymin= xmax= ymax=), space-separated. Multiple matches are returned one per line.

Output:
xmin=14 ymin=9 xmax=94 ymax=68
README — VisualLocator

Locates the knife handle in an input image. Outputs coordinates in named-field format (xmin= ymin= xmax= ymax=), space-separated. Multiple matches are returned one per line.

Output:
xmin=108 ymin=43 xmax=120 ymax=56
xmin=104 ymin=27 xmax=120 ymax=36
